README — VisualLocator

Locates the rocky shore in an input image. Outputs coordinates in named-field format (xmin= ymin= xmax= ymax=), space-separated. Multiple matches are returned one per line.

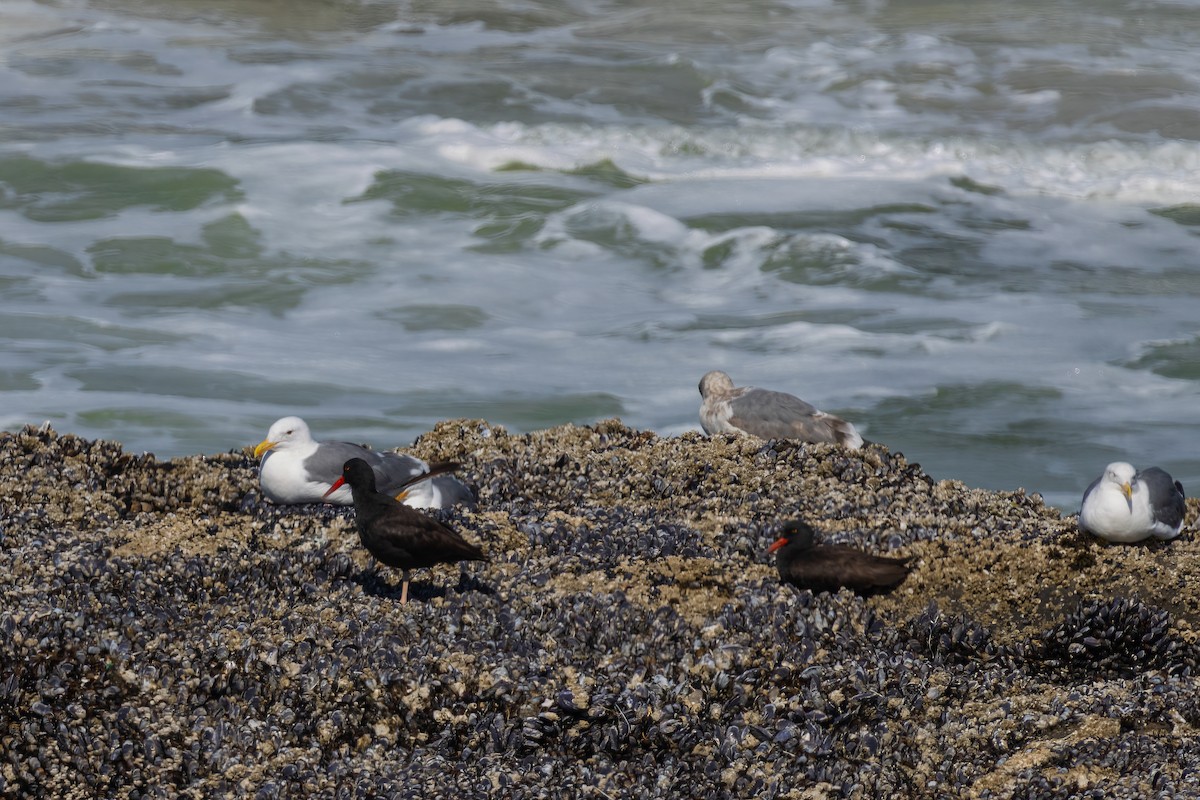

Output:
xmin=2 ymin=420 xmax=1199 ymax=798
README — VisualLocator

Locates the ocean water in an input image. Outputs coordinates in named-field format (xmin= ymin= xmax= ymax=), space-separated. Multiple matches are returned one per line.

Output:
xmin=2 ymin=0 xmax=1199 ymax=511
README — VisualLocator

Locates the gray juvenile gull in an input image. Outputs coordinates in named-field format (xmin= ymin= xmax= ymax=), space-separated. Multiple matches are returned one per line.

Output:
xmin=252 ymin=416 xmax=475 ymax=509
xmin=1078 ymin=461 xmax=1186 ymax=543
xmin=698 ymin=370 xmax=863 ymax=449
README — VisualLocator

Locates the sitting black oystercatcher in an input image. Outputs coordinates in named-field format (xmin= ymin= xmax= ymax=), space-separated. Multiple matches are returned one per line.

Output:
xmin=768 ymin=519 xmax=912 ymax=596
xmin=325 ymin=458 xmax=487 ymax=604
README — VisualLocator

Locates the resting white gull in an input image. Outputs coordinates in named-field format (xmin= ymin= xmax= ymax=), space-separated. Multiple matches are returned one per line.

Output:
xmin=252 ymin=416 xmax=475 ymax=509
xmin=698 ymin=370 xmax=863 ymax=449
xmin=1078 ymin=461 xmax=1186 ymax=543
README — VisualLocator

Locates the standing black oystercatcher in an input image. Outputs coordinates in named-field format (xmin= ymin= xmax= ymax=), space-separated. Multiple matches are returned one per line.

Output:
xmin=768 ymin=520 xmax=912 ymax=596
xmin=325 ymin=458 xmax=487 ymax=604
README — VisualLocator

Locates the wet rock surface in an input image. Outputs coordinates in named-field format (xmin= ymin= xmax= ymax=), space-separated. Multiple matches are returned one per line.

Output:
xmin=2 ymin=419 xmax=1200 ymax=798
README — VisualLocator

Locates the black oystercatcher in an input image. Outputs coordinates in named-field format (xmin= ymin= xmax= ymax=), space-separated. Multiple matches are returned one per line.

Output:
xmin=698 ymin=371 xmax=863 ymax=449
xmin=325 ymin=458 xmax=487 ymax=603
xmin=253 ymin=415 xmax=475 ymax=508
xmin=1079 ymin=461 xmax=1186 ymax=543
xmin=768 ymin=520 xmax=911 ymax=596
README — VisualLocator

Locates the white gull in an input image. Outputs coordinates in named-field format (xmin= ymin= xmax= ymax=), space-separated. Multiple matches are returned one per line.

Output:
xmin=252 ymin=416 xmax=474 ymax=509
xmin=1079 ymin=461 xmax=1186 ymax=543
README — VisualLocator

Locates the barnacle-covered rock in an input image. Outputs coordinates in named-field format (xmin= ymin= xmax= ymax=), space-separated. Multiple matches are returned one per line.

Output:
xmin=3 ymin=420 xmax=1200 ymax=798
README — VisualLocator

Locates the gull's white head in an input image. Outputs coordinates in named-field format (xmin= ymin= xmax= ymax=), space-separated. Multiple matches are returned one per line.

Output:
xmin=1102 ymin=461 xmax=1136 ymax=501
xmin=253 ymin=416 xmax=314 ymax=459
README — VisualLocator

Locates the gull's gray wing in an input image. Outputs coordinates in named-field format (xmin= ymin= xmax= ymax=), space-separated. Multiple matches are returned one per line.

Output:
xmin=300 ymin=440 xmax=377 ymax=483
xmin=1137 ymin=467 xmax=1186 ymax=532
xmin=727 ymin=387 xmax=840 ymax=443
